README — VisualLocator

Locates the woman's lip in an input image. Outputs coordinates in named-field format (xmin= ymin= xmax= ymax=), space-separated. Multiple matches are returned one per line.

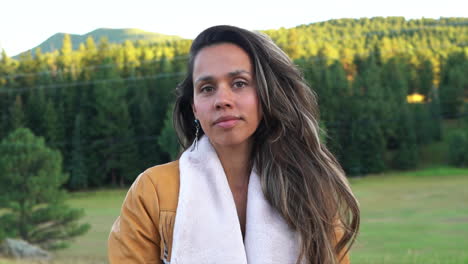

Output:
xmin=215 ymin=119 xmax=239 ymax=129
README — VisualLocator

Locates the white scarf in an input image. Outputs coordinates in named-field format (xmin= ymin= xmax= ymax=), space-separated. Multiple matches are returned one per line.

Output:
xmin=170 ymin=136 xmax=301 ymax=264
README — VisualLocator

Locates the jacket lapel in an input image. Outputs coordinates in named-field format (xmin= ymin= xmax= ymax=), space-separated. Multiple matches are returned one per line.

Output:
xmin=171 ymin=136 xmax=247 ymax=264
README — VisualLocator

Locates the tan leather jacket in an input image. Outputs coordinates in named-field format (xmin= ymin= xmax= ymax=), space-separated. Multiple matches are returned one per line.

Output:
xmin=107 ymin=161 xmax=350 ymax=264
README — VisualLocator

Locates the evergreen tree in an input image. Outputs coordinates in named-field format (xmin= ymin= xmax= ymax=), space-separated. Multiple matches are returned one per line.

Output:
xmin=128 ymin=83 xmax=161 ymax=169
xmin=447 ymin=129 xmax=468 ymax=167
xmin=42 ymin=99 xmax=60 ymax=147
xmin=9 ymin=95 xmax=26 ymax=131
xmin=410 ymin=103 xmax=433 ymax=145
xmin=381 ymin=57 xmax=419 ymax=169
xmin=86 ymin=59 xmax=139 ymax=186
xmin=0 ymin=128 xmax=90 ymax=249
xmin=0 ymin=49 xmax=15 ymax=87
xmin=158 ymin=105 xmax=180 ymax=160
xmin=25 ymin=75 xmax=49 ymax=137
xmin=347 ymin=56 xmax=387 ymax=174
xmin=439 ymin=52 xmax=467 ymax=118
xmin=68 ymin=114 xmax=87 ymax=190
xmin=16 ymin=51 xmax=36 ymax=88
xmin=338 ymin=98 xmax=363 ymax=176
xmin=58 ymin=34 xmax=73 ymax=72
xmin=284 ymin=28 xmax=300 ymax=59
xmin=393 ymin=107 xmax=419 ymax=169
xmin=122 ymin=40 xmax=139 ymax=77
xmin=321 ymin=60 xmax=350 ymax=160
xmin=418 ymin=58 xmax=434 ymax=99
xmin=428 ymin=92 xmax=442 ymax=141
xmin=339 ymin=98 xmax=387 ymax=175
xmin=0 ymin=50 xmax=17 ymax=139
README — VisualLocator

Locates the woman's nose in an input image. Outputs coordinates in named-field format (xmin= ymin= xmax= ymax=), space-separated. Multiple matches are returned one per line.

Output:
xmin=214 ymin=84 xmax=234 ymax=109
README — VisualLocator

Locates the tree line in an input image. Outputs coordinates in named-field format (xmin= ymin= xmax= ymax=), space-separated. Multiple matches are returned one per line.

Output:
xmin=0 ymin=17 xmax=467 ymax=190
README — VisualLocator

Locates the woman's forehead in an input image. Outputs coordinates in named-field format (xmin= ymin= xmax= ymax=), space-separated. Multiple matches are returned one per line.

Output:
xmin=192 ymin=43 xmax=253 ymax=81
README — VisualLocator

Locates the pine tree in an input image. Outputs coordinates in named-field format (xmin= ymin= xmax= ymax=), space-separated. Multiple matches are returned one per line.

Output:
xmin=25 ymin=76 xmax=48 ymax=137
xmin=58 ymin=34 xmax=73 ymax=71
xmin=0 ymin=128 xmax=90 ymax=249
xmin=42 ymin=99 xmax=60 ymax=147
xmin=344 ymin=101 xmax=386 ymax=175
xmin=16 ymin=51 xmax=36 ymax=88
xmin=428 ymin=91 xmax=442 ymax=141
xmin=410 ymin=103 xmax=433 ymax=145
xmin=388 ymin=58 xmax=419 ymax=169
xmin=348 ymin=56 xmax=387 ymax=174
xmin=418 ymin=58 xmax=434 ymax=99
xmin=284 ymin=28 xmax=300 ymax=59
xmin=447 ymin=129 xmax=468 ymax=167
xmin=439 ymin=52 xmax=466 ymax=118
xmin=9 ymin=95 xmax=26 ymax=131
xmin=322 ymin=61 xmax=350 ymax=160
xmin=158 ymin=105 xmax=180 ymax=160
xmin=0 ymin=49 xmax=15 ymax=87
xmin=128 ymin=83 xmax=161 ymax=169
xmin=68 ymin=114 xmax=87 ymax=190
xmin=86 ymin=59 xmax=139 ymax=186
xmin=0 ymin=50 xmax=17 ymax=139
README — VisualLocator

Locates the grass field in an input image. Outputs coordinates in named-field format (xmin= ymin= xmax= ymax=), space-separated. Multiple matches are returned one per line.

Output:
xmin=349 ymin=167 xmax=468 ymax=264
xmin=1 ymin=167 xmax=467 ymax=264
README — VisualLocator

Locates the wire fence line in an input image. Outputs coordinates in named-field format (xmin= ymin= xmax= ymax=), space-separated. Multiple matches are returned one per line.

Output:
xmin=0 ymin=55 xmax=190 ymax=80
xmin=0 ymin=71 xmax=186 ymax=94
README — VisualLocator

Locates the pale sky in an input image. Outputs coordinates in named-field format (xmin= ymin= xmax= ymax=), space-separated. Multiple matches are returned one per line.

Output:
xmin=1 ymin=0 xmax=466 ymax=56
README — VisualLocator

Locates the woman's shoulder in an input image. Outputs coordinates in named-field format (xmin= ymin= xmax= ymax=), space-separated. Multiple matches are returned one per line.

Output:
xmin=109 ymin=161 xmax=180 ymax=263
xmin=141 ymin=160 xmax=179 ymax=185
xmin=136 ymin=160 xmax=180 ymax=212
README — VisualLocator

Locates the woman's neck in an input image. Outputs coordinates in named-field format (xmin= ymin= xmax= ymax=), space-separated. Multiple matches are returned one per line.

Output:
xmin=212 ymin=140 xmax=252 ymax=190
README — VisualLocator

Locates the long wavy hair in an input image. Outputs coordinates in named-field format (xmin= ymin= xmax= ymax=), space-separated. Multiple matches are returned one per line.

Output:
xmin=173 ymin=25 xmax=360 ymax=264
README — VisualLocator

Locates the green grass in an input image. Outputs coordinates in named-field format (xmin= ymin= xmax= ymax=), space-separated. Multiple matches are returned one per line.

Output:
xmin=1 ymin=169 xmax=467 ymax=264
xmin=55 ymin=189 xmax=127 ymax=263
xmin=0 ymin=189 xmax=127 ymax=264
xmin=349 ymin=168 xmax=468 ymax=263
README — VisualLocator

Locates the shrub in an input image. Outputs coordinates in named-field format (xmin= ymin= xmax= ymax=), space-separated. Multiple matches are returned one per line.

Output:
xmin=447 ymin=130 xmax=468 ymax=167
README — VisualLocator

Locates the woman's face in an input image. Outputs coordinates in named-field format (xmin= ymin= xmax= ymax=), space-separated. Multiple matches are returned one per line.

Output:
xmin=192 ymin=43 xmax=262 ymax=149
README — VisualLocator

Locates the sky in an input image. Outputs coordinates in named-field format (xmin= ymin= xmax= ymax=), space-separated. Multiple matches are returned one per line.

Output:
xmin=1 ymin=0 xmax=466 ymax=56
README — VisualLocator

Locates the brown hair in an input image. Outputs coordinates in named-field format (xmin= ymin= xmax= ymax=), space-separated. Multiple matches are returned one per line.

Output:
xmin=174 ymin=25 xmax=360 ymax=264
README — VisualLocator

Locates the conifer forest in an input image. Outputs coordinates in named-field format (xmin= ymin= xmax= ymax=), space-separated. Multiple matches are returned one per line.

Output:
xmin=1 ymin=17 xmax=467 ymax=190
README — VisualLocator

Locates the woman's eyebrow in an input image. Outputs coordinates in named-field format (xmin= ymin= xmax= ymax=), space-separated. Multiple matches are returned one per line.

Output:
xmin=195 ymin=70 xmax=251 ymax=85
xmin=228 ymin=70 xmax=251 ymax=77
xmin=194 ymin=75 xmax=214 ymax=85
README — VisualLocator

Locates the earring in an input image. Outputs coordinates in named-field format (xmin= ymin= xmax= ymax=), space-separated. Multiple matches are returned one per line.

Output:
xmin=192 ymin=119 xmax=200 ymax=151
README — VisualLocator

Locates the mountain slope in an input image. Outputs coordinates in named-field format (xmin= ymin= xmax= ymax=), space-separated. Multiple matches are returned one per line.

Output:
xmin=16 ymin=28 xmax=183 ymax=57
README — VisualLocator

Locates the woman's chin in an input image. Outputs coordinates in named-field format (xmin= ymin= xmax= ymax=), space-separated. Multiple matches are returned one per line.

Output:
xmin=208 ymin=134 xmax=252 ymax=149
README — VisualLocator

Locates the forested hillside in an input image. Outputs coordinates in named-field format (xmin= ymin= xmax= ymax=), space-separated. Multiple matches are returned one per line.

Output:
xmin=0 ymin=17 xmax=467 ymax=189
xmin=13 ymin=28 xmax=184 ymax=58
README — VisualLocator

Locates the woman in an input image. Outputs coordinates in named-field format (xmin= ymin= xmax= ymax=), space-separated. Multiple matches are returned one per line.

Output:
xmin=108 ymin=25 xmax=360 ymax=264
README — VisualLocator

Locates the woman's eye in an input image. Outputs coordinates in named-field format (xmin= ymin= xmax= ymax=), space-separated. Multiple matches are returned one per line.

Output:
xmin=200 ymin=86 xmax=214 ymax=93
xmin=233 ymin=81 xmax=247 ymax=89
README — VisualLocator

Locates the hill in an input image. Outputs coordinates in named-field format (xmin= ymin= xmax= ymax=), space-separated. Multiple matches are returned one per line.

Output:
xmin=14 ymin=28 xmax=183 ymax=58
xmin=262 ymin=17 xmax=468 ymax=60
